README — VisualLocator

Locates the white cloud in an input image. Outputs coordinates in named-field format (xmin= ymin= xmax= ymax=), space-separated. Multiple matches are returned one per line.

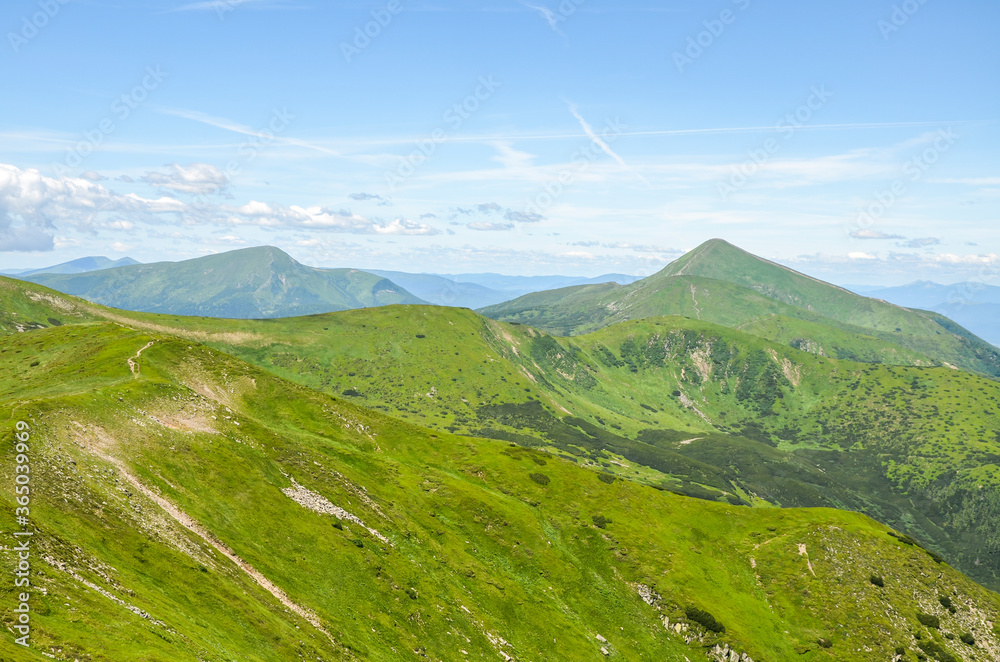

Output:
xmin=850 ymin=229 xmax=905 ymax=240
xmin=848 ymin=251 xmax=878 ymax=260
xmin=0 ymin=225 xmax=54 ymax=252
xmin=468 ymin=221 xmax=514 ymax=232
xmin=490 ymin=141 xmax=536 ymax=170
xmin=168 ymin=0 xmax=295 ymax=13
xmin=521 ymin=2 xmax=565 ymax=36
xmin=143 ymin=163 xmax=229 ymax=196
xmin=0 ymin=163 xmax=441 ymax=246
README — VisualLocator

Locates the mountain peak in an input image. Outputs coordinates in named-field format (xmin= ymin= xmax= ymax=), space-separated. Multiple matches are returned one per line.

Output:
xmin=657 ymin=239 xmax=770 ymax=280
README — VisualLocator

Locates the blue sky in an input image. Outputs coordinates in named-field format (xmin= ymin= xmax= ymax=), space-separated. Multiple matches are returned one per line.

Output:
xmin=1 ymin=0 xmax=997 ymax=284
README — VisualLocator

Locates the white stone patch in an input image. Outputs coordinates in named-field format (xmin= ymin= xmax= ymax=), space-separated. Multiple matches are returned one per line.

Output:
xmin=282 ymin=477 xmax=390 ymax=544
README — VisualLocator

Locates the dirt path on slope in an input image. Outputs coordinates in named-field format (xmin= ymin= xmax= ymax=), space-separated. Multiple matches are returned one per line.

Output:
xmin=91 ymin=448 xmax=340 ymax=648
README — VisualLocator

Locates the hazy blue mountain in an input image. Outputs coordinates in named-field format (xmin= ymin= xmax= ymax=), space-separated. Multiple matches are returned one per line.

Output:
xmin=861 ymin=281 xmax=1000 ymax=346
xmin=2 ymin=255 xmax=140 ymax=277
xmin=25 ymin=246 xmax=424 ymax=318
xmin=864 ymin=281 xmax=1000 ymax=307
xmin=436 ymin=272 xmax=641 ymax=297
xmin=366 ymin=270 xmax=513 ymax=308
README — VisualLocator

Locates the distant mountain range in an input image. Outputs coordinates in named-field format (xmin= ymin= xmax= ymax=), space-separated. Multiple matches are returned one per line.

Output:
xmin=10 ymin=250 xmax=641 ymax=315
xmin=0 ymin=255 xmax=139 ymax=277
xmin=366 ymin=270 xmax=640 ymax=308
xmin=10 ymin=246 xmax=999 ymax=349
xmin=23 ymin=246 xmax=425 ymax=318
xmin=852 ymin=281 xmax=1000 ymax=347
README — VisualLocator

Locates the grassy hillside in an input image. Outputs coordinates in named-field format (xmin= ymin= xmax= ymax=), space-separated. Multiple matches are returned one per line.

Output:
xmin=4 ymin=277 xmax=1000 ymax=594
xmin=481 ymin=239 xmax=1000 ymax=378
xmin=3 ymin=317 xmax=1000 ymax=661
xmin=24 ymin=246 xmax=424 ymax=319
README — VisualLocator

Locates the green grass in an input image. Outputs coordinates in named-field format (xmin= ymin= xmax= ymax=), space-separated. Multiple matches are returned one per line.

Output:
xmin=4 ymin=276 xmax=1000 ymax=591
xmin=2 ymin=321 xmax=1000 ymax=661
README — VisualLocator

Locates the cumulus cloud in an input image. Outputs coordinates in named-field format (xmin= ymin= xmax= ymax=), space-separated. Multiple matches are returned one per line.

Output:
xmin=80 ymin=171 xmax=106 ymax=182
xmin=0 ymin=164 xmax=182 ymax=249
xmin=850 ymin=229 xmax=905 ymax=240
xmin=349 ymin=192 xmax=390 ymax=205
xmin=848 ymin=252 xmax=878 ymax=260
xmin=901 ymin=237 xmax=942 ymax=248
xmin=0 ymin=163 xmax=441 ymax=243
xmin=477 ymin=202 xmax=504 ymax=214
xmin=468 ymin=221 xmax=515 ymax=232
xmin=225 ymin=201 xmax=439 ymax=235
xmin=505 ymin=210 xmax=544 ymax=223
xmin=143 ymin=163 xmax=229 ymax=196
xmin=0 ymin=224 xmax=54 ymax=252
xmin=451 ymin=204 xmax=545 ymax=224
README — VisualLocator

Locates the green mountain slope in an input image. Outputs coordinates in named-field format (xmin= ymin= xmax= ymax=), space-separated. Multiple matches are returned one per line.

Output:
xmin=23 ymin=246 xmax=425 ymax=319
xmin=480 ymin=239 xmax=1000 ymax=378
xmin=3 ymin=316 xmax=1000 ymax=661
xmin=6 ymin=278 xmax=1000 ymax=593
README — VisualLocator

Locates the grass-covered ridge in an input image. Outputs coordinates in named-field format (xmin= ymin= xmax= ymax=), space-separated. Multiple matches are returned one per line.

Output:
xmin=21 ymin=245 xmax=425 ymax=319
xmin=2 ymin=319 xmax=1000 ymax=661
xmin=4 ymin=277 xmax=1000 ymax=593
xmin=480 ymin=239 xmax=1000 ymax=379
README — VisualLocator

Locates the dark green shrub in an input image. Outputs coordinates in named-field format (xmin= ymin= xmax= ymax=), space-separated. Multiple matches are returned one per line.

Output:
xmin=597 ymin=473 xmax=616 ymax=484
xmin=532 ymin=457 xmax=547 ymax=466
xmin=916 ymin=612 xmax=940 ymax=629
xmin=870 ymin=575 xmax=884 ymax=587
xmin=592 ymin=515 xmax=611 ymax=529
xmin=352 ymin=539 xmax=364 ymax=549
xmin=960 ymin=632 xmax=975 ymax=646
xmin=415 ymin=334 xmax=425 ymax=339
xmin=342 ymin=389 xmax=362 ymax=397
xmin=917 ymin=641 xmax=957 ymax=662
xmin=938 ymin=595 xmax=956 ymax=613
xmin=684 ymin=606 xmax=725 ymax=634
xmin=405 ymin=587 xmax=418 ymax=600
xmin=894 ymin=646 xmax=906 ymax=655
xmin=529 ymin=473 xmax=550 ymax=486
xmin=817 ymin=638 xmax=832 ymax=648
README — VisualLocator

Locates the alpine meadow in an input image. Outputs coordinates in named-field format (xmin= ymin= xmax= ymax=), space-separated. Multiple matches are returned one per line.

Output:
xmin=2 ymin=1 xmax=999 ymax=661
